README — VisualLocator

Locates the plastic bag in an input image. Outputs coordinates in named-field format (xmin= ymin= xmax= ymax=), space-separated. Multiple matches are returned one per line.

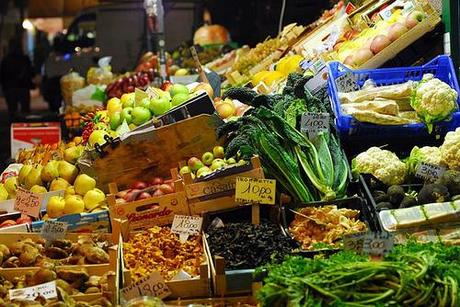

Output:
xmin=60 ymin=72 xmax=85 ymax=105
xmin=72 ymin=84 xmax=106 ymax=107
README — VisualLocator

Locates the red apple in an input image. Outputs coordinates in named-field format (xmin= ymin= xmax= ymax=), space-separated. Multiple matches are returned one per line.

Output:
xmin=16 ymin=215 xmax=32 ymax=225
xmin=124 ymin=189 xmax=141 ymax=202
xmin=188 ymin=157 xmax=204 ymax=172
xmin=130 ymin=181 xmax=148 ymax=190
xmin=387 ymin=23 xmax=408 ymax=42
xmin=151 ymin=177 xmax=164 ymax=185
xmin=353 ymin=48 xmax=374 ymax=66
xmin=370 ymin=35 xmax=391 ymax=54
xmin=136 ymin=192 xmax=152 ymax=200
xmin=161 ymin=81 xmax=173 ymax=92
xmin=406 ymin=10 xmax=425 ymax=29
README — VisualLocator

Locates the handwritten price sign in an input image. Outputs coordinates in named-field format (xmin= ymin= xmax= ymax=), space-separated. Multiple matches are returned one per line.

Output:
xmin=344 ymin=231 xmax=394 ymax=256
xmin=415 ymin=162 xmax=445 ymax=182
xmin=9 ymin=281 xmax=57 ymax=301
xmin=121 ymin=271 xmax=171 ymax=301
xmin=171 ymin=215 xmax=203 ymax=243
xmin=235 ymin=177 xmax=276 ymax=205
xmin=301 ymin=112 xmax=330 ymax=138
xmin=41 ymin=220 xmax=68 ymax=243
xmin=14 ymin=187 xmax=43 ymax=218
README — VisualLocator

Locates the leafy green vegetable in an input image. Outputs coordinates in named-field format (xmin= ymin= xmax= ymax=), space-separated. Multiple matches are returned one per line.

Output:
xmin=257 ymin=242 xmax=460 ymax=306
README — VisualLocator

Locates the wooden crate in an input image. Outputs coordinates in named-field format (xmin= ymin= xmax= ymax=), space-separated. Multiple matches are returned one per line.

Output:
xmin=120 ymin=231 xmax=211 ymax=300
xmin=107 ymin=169 xmax=190 ymax=231
xmin=183 ymin=156 xmax=265 ymax=215
xmin=0 ymin=264 xmax=118 ymax=304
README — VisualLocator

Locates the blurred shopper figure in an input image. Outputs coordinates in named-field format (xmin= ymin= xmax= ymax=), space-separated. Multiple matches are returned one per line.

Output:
xmin=0 ymin=38 xmax=34 ymax=119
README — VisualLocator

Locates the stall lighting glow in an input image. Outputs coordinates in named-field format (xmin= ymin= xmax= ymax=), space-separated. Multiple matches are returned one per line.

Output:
xmin=22 ymin=19 xmax=34 ymax=30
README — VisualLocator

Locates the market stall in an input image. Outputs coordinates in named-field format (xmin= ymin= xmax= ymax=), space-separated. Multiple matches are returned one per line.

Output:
xmin=1 ymin=0 xmax=460 ymax=305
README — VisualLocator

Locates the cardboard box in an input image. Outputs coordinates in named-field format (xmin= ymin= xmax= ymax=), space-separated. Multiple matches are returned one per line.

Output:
xmin=10 ymin=122 xmax=61 ymax=158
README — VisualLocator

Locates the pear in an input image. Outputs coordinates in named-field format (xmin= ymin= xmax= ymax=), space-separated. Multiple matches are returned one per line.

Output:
xmin=24 ymin=165 xmax=43 ymax=190
xmin=64 ymin=195 xmax=85 ymax=214
xmin=58 ymin=161 xmax=78 ymax=184
xmin=64 ymin=186 xmax=76 ymax=199
xmin=49 ymin=178 xmax=70 ymax=191
xmin=64 ymin=145 xmax=85 ymax=164
xmin=83 ymin=188 xmax=106 ymax=211
xmin=0 ymin=184 xmax=7 ymax=201
xmin=18 ymin=165 xmax=33 ymax=186
xmin=46 ymin=196 xmax=65 ymax=218
xmin=4 ymin=177 xmax=18 ymax=196
xmin=41 ymin=160 xmax=59 ymax=183
xmin=30 ymin=185 xmax=47 ymax=194
xmin=74 ymin=174 xmax=96 ymax=196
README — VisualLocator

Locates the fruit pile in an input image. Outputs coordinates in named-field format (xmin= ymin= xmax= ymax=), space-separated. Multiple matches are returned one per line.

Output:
xmin=213 ymin=97 xmax=248 ymax=120
xmin=114 ymin=176 xmax=176 ymax=204
xmin=179 ymin=146 xmax=246 ymax=179
xmin=105 ymin=68 xmax=156 ymax=99
xmin=0 ymin=216 xmax=32 ymax=229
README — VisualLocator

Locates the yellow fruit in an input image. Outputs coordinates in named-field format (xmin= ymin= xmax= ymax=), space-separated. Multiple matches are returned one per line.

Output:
xmin=47 ymin=196 xmax=65 ymax=218
xmin=58 ymin=161 xmax=78 ymax=184
xmin=24 ymin=165 xmax=43 ymax=190
xmin=283 ymin=55 xmax=303 ymax=75
xmin=88 ymin=130 xmax=108 ymax=147
xmin=64 ymin=186 xmax=76 ymax=199
xmin=41 ymin=160 xmax=59 ymax=183
xmin=18 ymin=165 xmax=33 ymax=186
xmin=120 ymin=92 xmax=135 ymax=108
xmin=4 ymin=177 xmax=18 ymax=195
xmin=0 ymin=184 xmax=7 ymax=201
xmin=83 ymin=188 xmax=106 ymax=211
xmin=73 ymin=136 xmax=83 ymax=145
xmin=50 ymin=178 xmax=70 ymax=191
xmin=106 ymin=98 xmax=122 ymax=115
xmin=64 ymin=195 xmax=85 ymax=214
xmin=64 ymin=145 xmax=84 ymax=164
xmin=74 ymin=174 xmax=96 ymax=196
xmin=261 ymin=71 xmax=285 ymax=85
xmin=175 ymin=68 xmax=189 ymax=76
xmin=30 ymin=185 xmax=47 ymax=194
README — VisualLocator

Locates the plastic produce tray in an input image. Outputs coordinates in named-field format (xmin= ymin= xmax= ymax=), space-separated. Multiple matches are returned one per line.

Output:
xmin=327 ymin=55 xmax=460 ymax=144
xmin=280 ymin=196 xmax=379 ymax=257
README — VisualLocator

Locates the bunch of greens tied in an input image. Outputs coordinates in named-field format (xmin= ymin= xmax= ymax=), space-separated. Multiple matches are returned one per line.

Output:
xmin=256 ymin=242 xmax=460 ymax=307
xmin=218 ymin=73 xmax=348 ymax=201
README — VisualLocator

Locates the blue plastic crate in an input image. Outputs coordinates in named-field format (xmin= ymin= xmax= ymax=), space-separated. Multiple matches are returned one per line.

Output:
xmin=327 ymin=55 xmax=460 ymax=139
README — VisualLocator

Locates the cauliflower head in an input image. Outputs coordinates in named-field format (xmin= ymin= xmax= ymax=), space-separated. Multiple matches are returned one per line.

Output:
xmin=410 ymin=74 xmax=458 ymax=133
xmin=440 ymin=127 xmax=460 ymax=170
xmin=352 ymin=147 xmax=407 ymax=185
xmin=406 ymin=146 xmax=443 ymax=175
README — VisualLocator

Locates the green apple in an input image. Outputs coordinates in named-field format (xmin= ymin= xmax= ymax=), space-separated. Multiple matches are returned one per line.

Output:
xmin=226 ymin=157 xmax=237 ymax=164
xmin=179 ymin=166 xmax=192 ymax=176
xmin=24 ymin=165 xmax=43 ymax=190
xmin=131 ymin=106 xmax=151 ymax=125
xmin=49 ymin=178 xmax=70 ymax=191
xmin=149 ymin=96 xmax=171 ymax=116
xmin=83 ymin=188 xmax=106 ymax=211
xmin=169 ymin=84 xmax=189 ymax=97
xmin=201 ymin=152 xmax=214 ymax=166
xmin=64 ymin=145 xmax=84 ymax=164
xmin=18 ymin=164 xmax=32 ymax=186
xmin=121 ymin=107 xmax=134 ymax=124
xmin=74 ymin=174 xmax=96 ymax=196
xmin=213 ymin=146 xmax=225 ymax=159
xmin=121 ymin=92 xmax=135 ymax=108
xmin=136 ymin=97 xmax=151 ymax=109
xmin=196 ymin=166 xmax=211 ymax=178
xmin=211 ymin=158 xmax=225 ymax=171
xmin=58 ymin=161 xmax=78 ymax=184
xmin=4 ymin=177 xmax=18 ymax=196
xmin=88 ymin=130 xmax=108 ymax=147
xmin=64 ymin=195 xmax=85 ymax=214
xmin=41 ymin=160 xmax=59 ymax=183
xmin=47 ymin=196 xmax=65 ymax=218
xmin=187 ymin=157 xmax=204 ymax=172
xmin=30 ymin=185 xmax=47 ymax=194
xmin=171 ymin=93 xmax=189 ymax=107
xmin=110 ymin=112 xmax=122 ymax=130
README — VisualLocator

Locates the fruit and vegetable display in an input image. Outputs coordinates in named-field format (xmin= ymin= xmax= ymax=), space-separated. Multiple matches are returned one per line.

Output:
xmin=123 ymin=226 xmax=204 ymax=282
xmin=0 ymin=235 xmax=111 ymax=268
xmin=206 ymin=221 xmax=294 ymax=270
xmin=105 ymin=69 xmax=157 ymax=99
xmin=289 ymin=205 xmax=367 ymax=250
xmin=257 ymin=242 xmax=460 ymax=307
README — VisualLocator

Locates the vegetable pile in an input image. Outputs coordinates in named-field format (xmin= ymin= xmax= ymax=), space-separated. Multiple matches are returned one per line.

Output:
xmin=289 ymin=205 xmax=367 ymax=250
xmin=257 ymin=242 xmax=460 ymax=306
xmin=206 ymin=222 xmax=294 ymax=270
xmin=219 ymin=74 xmax=349 ymax=201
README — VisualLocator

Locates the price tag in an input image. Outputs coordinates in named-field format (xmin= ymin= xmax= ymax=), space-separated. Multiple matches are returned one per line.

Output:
xmin=41 ymin=220 xmax=68 ymax=243
xmin=14 ymin=187 xmax=43 ymax=218
xmin=9 ymin=281 xmax=57 ymax=301
xmin=235 ymin=177 xmax=276 ymax=205
xmin=146 ymin=87 xmax=160 ymax=100
xmin=336 ymin=72 xmax=360 ymax=92
xmin=344 ymin=231 xmax=394 ymax=256
xmin=415 ymin=162 xmax=446 ymax=182
xmin=171 ymin=215 xmax=203 ymax=243
xmin=301 ymin=112 xmax=330 ymax=138
xmin=121 ymin=271 xmax=171 ymax=301
xmin=305 ymin=67 xmax=328 ymax=94
xmin=134 ymin=88 xmax=149 ymax=105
